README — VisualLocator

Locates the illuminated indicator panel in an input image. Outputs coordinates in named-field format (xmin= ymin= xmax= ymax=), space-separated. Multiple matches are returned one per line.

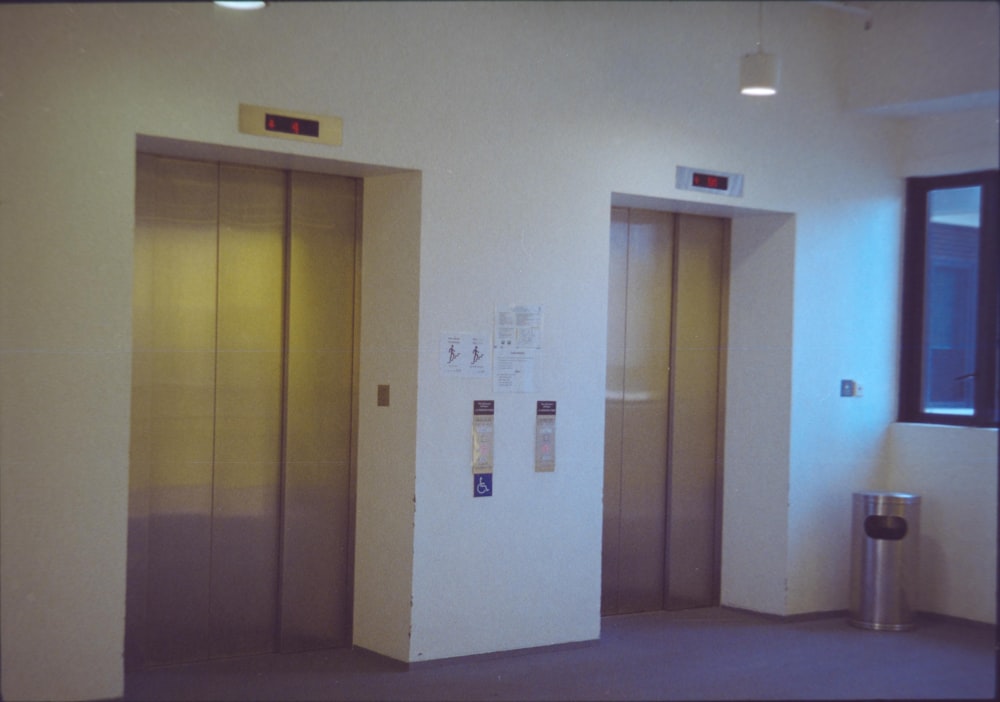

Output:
xmin=691 ymin=172 xmax=729 ymax=191
xmin=239 ymin=103 xmax=343 ymax=146
xmin=675 ymin=165 xmax=744 ymax=197
xmin=265 ymin=113 xmax=320 ymax=138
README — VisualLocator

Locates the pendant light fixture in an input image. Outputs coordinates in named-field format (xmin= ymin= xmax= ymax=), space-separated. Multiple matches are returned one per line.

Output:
xmin=214 ymin=1 xmax=268 ymax=9
xmin=740 ymin=2 xmax=780 ymax=96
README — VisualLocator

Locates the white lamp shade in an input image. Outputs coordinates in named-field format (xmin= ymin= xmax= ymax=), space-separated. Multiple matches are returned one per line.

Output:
xmin=214 ymin=1 xmax=267 ymax=9
xmin=740 ymin=51 xmax=780 ymax=96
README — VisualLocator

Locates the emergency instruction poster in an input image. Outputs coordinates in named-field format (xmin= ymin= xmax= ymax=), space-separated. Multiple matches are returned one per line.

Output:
xmin=440 ymin=332 xmax=490 ymax=378
xmin=493 ymin=304 xmax=542 ymax=393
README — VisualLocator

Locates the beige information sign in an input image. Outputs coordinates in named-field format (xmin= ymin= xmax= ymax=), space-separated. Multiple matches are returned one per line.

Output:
xmin=535 ymin=400 xmax=556 ymax=472
xmin=472 ymin=400 xmax=494 ymax=475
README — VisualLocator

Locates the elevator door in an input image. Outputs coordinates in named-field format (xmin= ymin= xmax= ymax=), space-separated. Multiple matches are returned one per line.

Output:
xmin=127 ymin=154 xmax=358 ymax=668
xmin=602 ymin=207 xmax=727 ymax=616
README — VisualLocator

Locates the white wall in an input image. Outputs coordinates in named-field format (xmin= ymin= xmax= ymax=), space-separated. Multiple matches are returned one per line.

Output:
xmin=720 ymin=213 xmax=796 ymax=614
xmin=887 ymin=425 xmax=998 ymax=624
xmin=839 ymin=1 xmax=1000 ymax=114
xmin=897 ymin=107 xmax=1000 ymax=177
xmin=0 ymin=2 xmax=994 ymax=700
xmin=781 ymin=0 xmax=999 ymax=617
xmin=786 ymin=186 xmax=904 ymax=614
xmin=837 ymin=0 xmax=1000 ymax=178
xmin=883 ymin=41 xmax=1000 ymax=626
xmin=887 ymin=113 xmax=999 ymax=626
xmin=354 ymin=172 xmax=422 ymax=660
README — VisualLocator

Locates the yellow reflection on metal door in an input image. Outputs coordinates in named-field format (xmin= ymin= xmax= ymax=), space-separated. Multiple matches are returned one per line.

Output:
xmin=602 ymin=207 xmax=727 ymax=616
xmin=127 ymin=155 xmax=358 ymax=668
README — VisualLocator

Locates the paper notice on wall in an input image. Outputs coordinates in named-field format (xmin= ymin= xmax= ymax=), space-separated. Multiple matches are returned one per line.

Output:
xmin=440 ymin=332 xmax=490 ymax=378
xmin=494 ymin=305 xmax=542 ymax=393
xmin=493 ymin=349 xmax=539 ymax=393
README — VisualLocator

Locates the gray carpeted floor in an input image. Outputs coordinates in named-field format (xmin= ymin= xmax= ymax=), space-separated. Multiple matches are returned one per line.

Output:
xmin=123 ymin=607 xmax=996 ymax=701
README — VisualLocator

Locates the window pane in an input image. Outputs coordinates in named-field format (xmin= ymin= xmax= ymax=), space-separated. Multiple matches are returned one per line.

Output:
xmin=922 ymin=186 xmax=981 ymax=414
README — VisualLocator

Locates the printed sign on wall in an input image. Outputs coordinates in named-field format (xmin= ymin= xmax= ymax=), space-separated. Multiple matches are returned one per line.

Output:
xmin=440 ymin=332 xmax=490 ymax=378
xmin=494 ymin=305 xmax=542 ymax=393
xmin=474 ymin=473 xmax=493 ymax=498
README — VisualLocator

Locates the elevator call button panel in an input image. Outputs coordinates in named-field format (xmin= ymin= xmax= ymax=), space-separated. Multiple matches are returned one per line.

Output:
xmin=472 ymin=400 xmax=495 ymax=474
xmin=535 ymin=400 xmax=556 ymax=472
xmin=472 ymin=400 xmax=495 ymax=498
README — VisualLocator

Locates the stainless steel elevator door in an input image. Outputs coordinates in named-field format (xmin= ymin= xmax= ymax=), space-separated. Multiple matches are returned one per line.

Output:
xmin=280 ymin=171 xmax=357 ymax=652
xmin=212 ymin=163 xmax=286 ymax=658
xmin=602 ymin=207 xmax=727 ymax=616
xmin=127 ymin=155 xmax=357 ymax=668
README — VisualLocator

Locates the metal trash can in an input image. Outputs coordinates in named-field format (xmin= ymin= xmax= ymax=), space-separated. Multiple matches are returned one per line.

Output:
xmin=849 ymin=491 xmax=921 ymax=631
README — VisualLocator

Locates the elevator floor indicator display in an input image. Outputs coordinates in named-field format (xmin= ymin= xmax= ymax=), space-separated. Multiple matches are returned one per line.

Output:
xmin=675 ymin=165 xmax=744 ymax=198
xmin=239 ymin=103 xmax=343 ymax=146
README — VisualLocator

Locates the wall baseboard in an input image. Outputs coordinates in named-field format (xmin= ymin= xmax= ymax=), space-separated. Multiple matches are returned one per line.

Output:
xmin=356 ymin=637 xmax=600 ymax=671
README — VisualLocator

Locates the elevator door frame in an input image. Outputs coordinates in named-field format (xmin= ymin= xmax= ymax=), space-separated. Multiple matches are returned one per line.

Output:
xmin=125 ymin=154 xmax=363 ymax=670
xmin=602 ymin=206 xmax=729 ymax=616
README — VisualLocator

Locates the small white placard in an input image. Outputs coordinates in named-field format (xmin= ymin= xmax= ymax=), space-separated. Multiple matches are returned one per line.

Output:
xmin=440 ymin=332 xmax=490 ymax=377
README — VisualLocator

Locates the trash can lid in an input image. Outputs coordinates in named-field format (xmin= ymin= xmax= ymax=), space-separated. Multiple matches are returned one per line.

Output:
xmin=853 ymin=490 xmax=920 ymax=504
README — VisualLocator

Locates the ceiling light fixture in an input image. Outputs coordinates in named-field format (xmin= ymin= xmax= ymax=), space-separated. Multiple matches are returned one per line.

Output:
xmin=214 ymin=1 xmax=268 ymax=10
xmin=740 ymin=2 xmax=780 ymax=96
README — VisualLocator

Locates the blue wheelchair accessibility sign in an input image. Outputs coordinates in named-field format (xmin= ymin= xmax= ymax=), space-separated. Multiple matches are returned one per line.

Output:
xmin=474 ymin=473 xmax=493 ymax=497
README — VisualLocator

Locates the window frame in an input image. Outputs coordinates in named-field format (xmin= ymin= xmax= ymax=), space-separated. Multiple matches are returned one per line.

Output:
xmin=898 ymin=169 xmax=999 ymax=428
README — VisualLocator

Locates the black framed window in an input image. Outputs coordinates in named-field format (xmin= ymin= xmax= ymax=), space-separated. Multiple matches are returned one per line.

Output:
xmin=899 ymin=170 xmax=998 ymax=427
